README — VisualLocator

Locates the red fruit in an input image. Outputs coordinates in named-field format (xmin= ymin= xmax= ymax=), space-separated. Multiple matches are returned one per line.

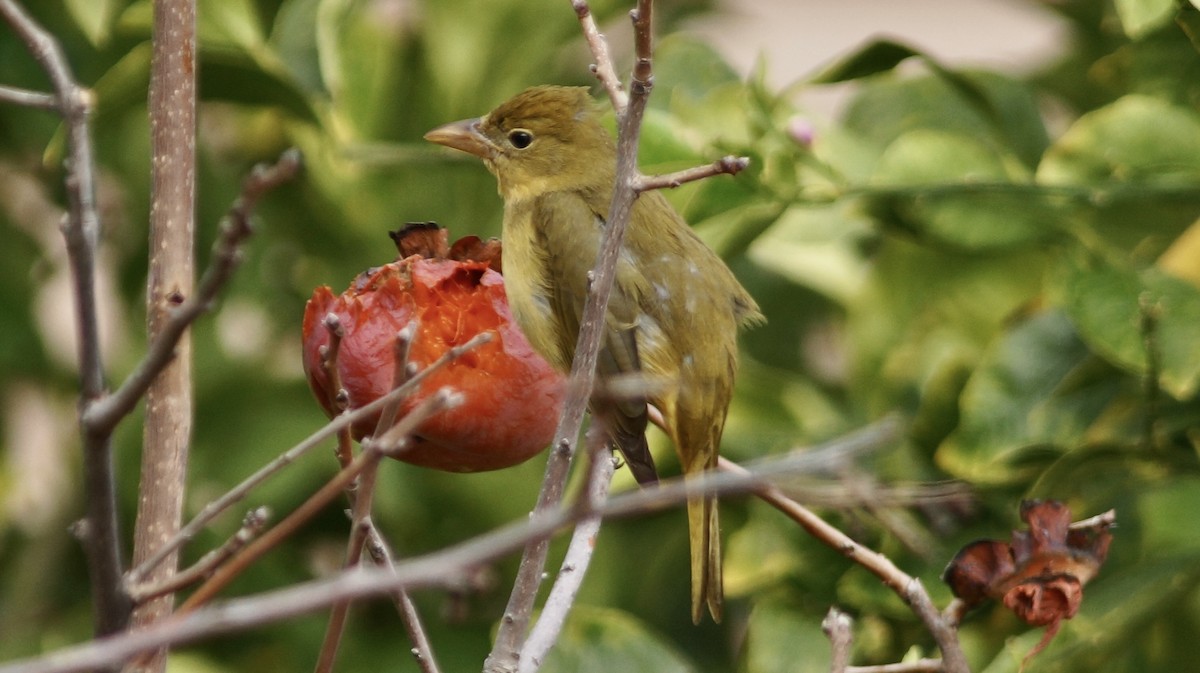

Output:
xmin=302 ymin=224 xmax=564 ymax=472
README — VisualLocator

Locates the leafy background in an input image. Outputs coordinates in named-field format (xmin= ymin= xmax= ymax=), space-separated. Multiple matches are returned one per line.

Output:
xmin=2 ymin=0 xmax=1200 ymax=671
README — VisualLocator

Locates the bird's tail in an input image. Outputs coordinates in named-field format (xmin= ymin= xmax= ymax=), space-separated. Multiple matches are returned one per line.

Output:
xmin=687 ymin=477 xmax=723 ymax=624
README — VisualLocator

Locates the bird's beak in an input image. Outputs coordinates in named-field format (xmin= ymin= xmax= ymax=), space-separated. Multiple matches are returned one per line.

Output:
xmin=424 ymin=118 xmax=492 ymax=159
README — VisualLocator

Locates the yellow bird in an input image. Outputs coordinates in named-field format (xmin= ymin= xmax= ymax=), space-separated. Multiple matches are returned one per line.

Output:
xmin=425 ymin=85 xmax=762 ymax=623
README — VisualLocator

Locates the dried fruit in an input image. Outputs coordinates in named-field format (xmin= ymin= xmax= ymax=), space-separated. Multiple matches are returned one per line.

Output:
xmin=302 ymin=224 xmax=564 ymax=472
xmin=943 ymin=500 xmax=1113 ymax=663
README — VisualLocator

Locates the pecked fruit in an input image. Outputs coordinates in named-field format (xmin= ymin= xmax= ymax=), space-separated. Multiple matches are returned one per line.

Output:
xmin=302 ymin=223 xmax=565 ymax=472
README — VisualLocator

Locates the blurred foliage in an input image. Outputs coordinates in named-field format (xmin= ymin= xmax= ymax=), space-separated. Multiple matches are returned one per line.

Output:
xmin=1 ymin=0 xmax=1200 ymax=671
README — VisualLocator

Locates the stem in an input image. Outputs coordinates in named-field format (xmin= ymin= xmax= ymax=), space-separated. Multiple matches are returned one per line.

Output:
xmin=0 ymin=0 xmax=131 ymax=637
xmin=128 ymin=0 xmax=197 ymax=668
xmin=517 ymin=428 xmax=616 ymax=673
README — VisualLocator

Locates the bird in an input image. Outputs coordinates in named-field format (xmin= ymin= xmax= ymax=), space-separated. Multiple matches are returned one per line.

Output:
xmin=425 ymin=85 xmax=762 ymax=623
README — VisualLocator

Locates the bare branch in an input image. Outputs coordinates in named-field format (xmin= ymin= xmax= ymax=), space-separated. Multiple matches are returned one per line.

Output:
xmin=129 ymin=2 xmax=200 ymax=666
xmin=127 ymin=508 xmax=270 ymax=605
xmin=361 ymin=526 xmax=443 ymax=673
xmin=0 ymin=0 xmax=129 ymax=636
xmin=0 ymin=83 xmax=58 ymax=109
xmin=1069 ymin=508 xmax=1116 ymax=531
xmin=125 ymin=322 xmax=485 ymax=585
xmin=84 ymin=149 xmax=304 ymax=433
xmin=822 ymin=607 xmax=853 ymax=673
xmin=175 ymin=389 xmax=461 ymax=615
xmin=487 ymin=2 xmax=660 ymax=664
xmin=848 ymin=661 xmax=944 ymax=673
xmin=571 ymin=0 xmax=627 ymax=112
xmin=718 ymin=455 xmax=969 ymax=673
xmin=313 ymin=463 xmax=381 ymax=673
xmin=635 ymin=156 xmax=750 ymax=192
xmin=517 ymin=427 xmax=617 ymax=673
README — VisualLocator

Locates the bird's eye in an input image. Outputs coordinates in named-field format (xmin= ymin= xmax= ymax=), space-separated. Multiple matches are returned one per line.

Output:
xmin=508 ymin=129 xmax=534 ymax=149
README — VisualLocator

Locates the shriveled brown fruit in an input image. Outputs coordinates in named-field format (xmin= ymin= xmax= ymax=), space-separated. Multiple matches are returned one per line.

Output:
xmin=302 ymin=224 xmax=564 ymax=472
xmin=943 ymin=499 xmax=1113 ymax=664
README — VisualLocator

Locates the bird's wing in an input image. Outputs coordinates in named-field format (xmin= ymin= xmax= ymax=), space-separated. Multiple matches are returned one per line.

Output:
xmin=531 ymin=190 xmax=658 ymax=484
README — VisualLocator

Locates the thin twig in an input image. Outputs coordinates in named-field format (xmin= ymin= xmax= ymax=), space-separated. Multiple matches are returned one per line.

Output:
xmin=517 ymin=427 xmax=617 ymax=673
xmin=635 ymin=156 xmax=750 ymax=192
xmin=571 ymin=0 xmax=627 ymax=111
xmin=318 ymin=313 xmax=356 ymax=471
xmin=313 ymin=460 xmax=383 ymax=673
xmin=718 ymin=458 xmax=970 ymax=673
xmin=823 ymin=607 xmax=853 ymax=673
xmin=175 ymin=390 xmax=460 ymax=615
xmin=0 ymin=83 xmax=58 ymax=109
xmin=125 ymin=327 xmax=488 ymax=585
xmin=84 ymin=149 xmax=304 ymax=433
xmin=1068 ymin=509 xmax=1116 ymax=530
xmin=128 ymin=508 xmax=271 ymax=604
xmin=315 ymin=324 xmax=426 ymax=673
xmin=361 ymin=526 xmax=443 ymax=673
xmin=0 ymin=0 xmax=129 ymax=637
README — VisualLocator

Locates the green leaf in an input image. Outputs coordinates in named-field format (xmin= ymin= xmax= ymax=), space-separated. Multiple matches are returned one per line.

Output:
xmin=540 ymin=606 xmax=697 ymax=673
xmin=1038 ymin=95 xmax=1200 ymax=185
xmin=810 ymin=39 xmax=922 ymax=83
xmin=199 ymin=51 xmax=319 ymax=123
xmin=1064 ymin=258 xmax=1200 ymax=399
xmin=654 ymin=34 xmax=741 ymax=104
xmin=867 ymin=129 xmax=1053 ymax=249
xmin=64 ymin=0 xmax=124 ymax=46
xmin=200 ymin=0 xmax=267 ymax=52
xmin=937 ymin=312 xmax=1116 ymax=483
xmin=843 ymin=70 xmax=1048 ymax=169
xmin=1114 ymin=0 xmax=1177 ymax=37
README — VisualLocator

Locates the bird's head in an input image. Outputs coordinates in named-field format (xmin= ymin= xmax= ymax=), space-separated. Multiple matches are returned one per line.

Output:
xmin=425 ymin=86 xmax=615 ymax=202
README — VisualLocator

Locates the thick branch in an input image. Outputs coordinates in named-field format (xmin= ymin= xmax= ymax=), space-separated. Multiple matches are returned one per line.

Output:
xmin=129 ymin=1 xmax=199 ymax=668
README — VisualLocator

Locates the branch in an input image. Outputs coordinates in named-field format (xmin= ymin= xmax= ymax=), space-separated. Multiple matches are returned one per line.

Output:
xmin=124 ymin=326 xmax=487 ymax=586
xmin=718 ymin=455 xmax=970 ymax=673
xmin=0 ymin=421 xmax=896 ymax=673
xmin=127 ymin=508 xmax=270 ymax=604
xmin=635 ymin=156 xmax=750 ymax=192
xmin=129 ymin=1 xmax=199 ymax=667
xmin=175 ymin=389 xmax=461 ymax=615
xmin=823 ymin=608 xmax=853 ymax=673
xmin=0 ymin=83 xmax=58 ymax=109
xmin=571 ymin=0 xmax=627 ymax=112
xmin=84 ymin=149 xmax=304 ymax=433
xmin=0 ymin=0 xmax=129 ymax=637
xmin=361 ymin=525 xmax=443 ymax=673
xmin=315 ymin=324 xmax=439 ymax=673
xmin=517 ymin=428 xmax=617 ymax=673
